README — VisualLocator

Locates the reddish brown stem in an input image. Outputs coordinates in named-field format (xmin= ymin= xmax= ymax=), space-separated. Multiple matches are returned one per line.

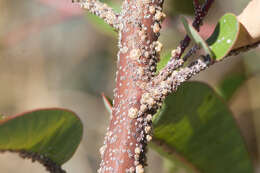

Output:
xmin=99 ymin=0 xmax=164 ymax=172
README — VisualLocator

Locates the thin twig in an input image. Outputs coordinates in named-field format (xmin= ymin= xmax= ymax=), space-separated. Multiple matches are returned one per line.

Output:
xmin=146 ymin=58 xmax=208 ymax=107
xmin=227 ymin=40 xmax=260 ymax=57
xmin=183 ymin=45 xmax=200 ymax=61
xmin=154 ymin=0 xmax=215 ymax=83
xmin=179 ymin=0 xmax=215 ymax=58
xmin=153 ymin=40 xmax=260 ymax=98
xmin=73 ymin=0 xmax=120 ymax=30
xmin=193 ymin=0 xmax=200 ymax=9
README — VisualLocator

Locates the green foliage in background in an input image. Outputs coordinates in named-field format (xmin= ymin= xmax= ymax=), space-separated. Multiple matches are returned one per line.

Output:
xmin=0 ymin=108 xmax=83 ymax=169
xmin=151 ymin=82 xmax=253 ymax=173
xmin=167 ymin=0 xmax=205 ymax=15
xmin=217 ymin=73 xmax=247 ymax=101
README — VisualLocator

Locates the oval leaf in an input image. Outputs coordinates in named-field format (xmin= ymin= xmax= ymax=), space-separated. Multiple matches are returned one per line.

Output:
xmin=151 ymin=82 xmax=253 ymax=173
xmin=0 ymin=108 xmax=83 ymax=172
xmin=207 ymin=13 xmax=240 ymax=60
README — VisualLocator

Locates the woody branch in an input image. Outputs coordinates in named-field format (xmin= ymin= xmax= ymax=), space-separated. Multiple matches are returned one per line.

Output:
xmin=98 ymin=0 xmax=165 ymax=172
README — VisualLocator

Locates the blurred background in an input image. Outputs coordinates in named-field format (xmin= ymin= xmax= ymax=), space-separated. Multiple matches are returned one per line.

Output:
xmin=0 ymin=0 xmax=259 ymax=172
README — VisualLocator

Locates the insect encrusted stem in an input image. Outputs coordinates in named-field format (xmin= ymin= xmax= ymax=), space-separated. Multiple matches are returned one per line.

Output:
xmin=98 ymin=0 xmax=165 ymax=172
xmin=150 ymin=40 xmax=260 ymax=102
xmin=193 ymin=0 xmax=200 ymax=8
xmin=74 ymin=0 xmax=120 ymax=30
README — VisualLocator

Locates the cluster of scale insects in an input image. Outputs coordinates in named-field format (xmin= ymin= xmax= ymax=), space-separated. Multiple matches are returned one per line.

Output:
xmin=0 ymin=150 xmax=65 ymax=173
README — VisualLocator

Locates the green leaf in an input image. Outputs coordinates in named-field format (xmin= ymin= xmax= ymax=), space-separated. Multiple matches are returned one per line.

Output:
xmin=167 ymin=0 xmax=205 ymax=16
xmin=85 ymin=1 xmax=120 ymax=38
xmin=217 ymin=73 xmax=247 ymax=101
xmin=156 ymin=51 xmax=171 ymax=72
xmin=207 ymin=13 xmax=240 ymax=60
xmin=151 ymin=82 xmax=253 ymax=173
xmin=181 ymin=16 xmax=213 ymax=57
xmin=102 ymin=93 xmax=112 ymax=114
xmin=86 ymin=13 xmax=117 ymax=38
xmin=0 ymin=108 xmax=83 ymax=172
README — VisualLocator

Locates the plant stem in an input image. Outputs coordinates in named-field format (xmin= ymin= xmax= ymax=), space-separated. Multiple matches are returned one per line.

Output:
xmin=99 ymin=0 xmax=164 ymax=172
